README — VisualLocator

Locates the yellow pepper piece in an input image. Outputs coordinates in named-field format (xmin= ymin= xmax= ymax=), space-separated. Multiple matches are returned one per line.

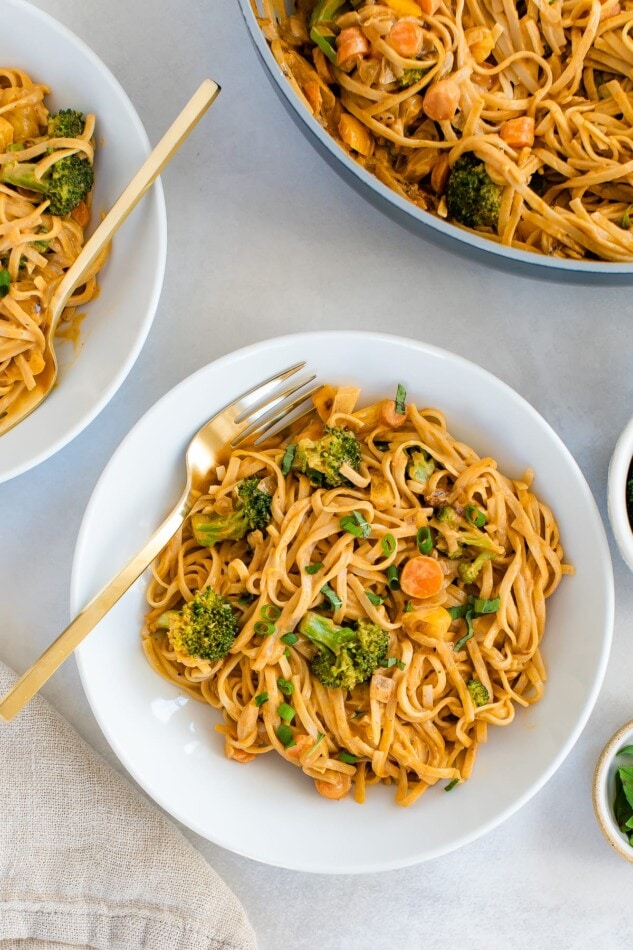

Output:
xmin=384 ymin=0 xmax=424 ymax=17
xmin=0 ymin=117 xmax=14 ymax=153
xmin=403 ymin=605 xmax=453 ymax=641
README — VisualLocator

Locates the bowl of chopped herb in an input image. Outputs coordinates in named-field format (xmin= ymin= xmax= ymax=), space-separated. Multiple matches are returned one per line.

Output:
xmin=593 ymin=720 xmax=633 ymax=863
xmin=607 ymin=416 xmax=633 ymax=572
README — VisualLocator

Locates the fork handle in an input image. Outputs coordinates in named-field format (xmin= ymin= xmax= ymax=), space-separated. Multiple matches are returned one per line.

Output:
xmin=0 ymin=500 xmax=189 ymax=722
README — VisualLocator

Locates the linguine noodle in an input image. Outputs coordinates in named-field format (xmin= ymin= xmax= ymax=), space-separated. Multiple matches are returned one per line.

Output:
xmin=142 ymin=385 xmax=572 ymax=806
xmin=0 ymin=69 xmax=102 ymax=421
xmin=255 ymin=0 xmax=633 ymax=262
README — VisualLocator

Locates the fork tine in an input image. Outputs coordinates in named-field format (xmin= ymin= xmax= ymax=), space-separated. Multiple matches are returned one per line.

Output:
xmin=220 ymin=362 xmax=306 ymax=421
xmin=233 ymin=372 xmax=317 ymax=432
xmin=233 ymin=382 xmax=322 ymax=446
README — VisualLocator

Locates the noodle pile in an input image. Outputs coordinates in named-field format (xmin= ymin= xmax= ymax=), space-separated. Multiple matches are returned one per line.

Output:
xmin=0 ymin=69 xmax=101 ymax=421
xmin=142 ymin=385 xmax=571 ymax=806
xmin=256 ymin=0 xmax=633 ymax=262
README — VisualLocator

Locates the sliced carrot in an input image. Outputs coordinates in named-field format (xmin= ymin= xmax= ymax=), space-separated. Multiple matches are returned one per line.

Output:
xmin=315 ymin=772 xmax=353 ymax=800
xmin=379 ymin=399 xmax=408 ymax=429
xmin=70 ymin=199 xmax=90 ymax=228
xmin=389 ymin=19 xmax=425 ymax=57
xmin=336 ymin=26 xmax=369 ymax=66
xmin=499 ymin=116 xmax=535 ymax=149
xmin=400 ymin=555 xmax=444 ymax=599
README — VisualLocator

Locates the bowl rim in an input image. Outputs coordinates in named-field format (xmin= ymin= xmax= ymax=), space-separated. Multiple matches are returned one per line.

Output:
xmin=0 ymin=0 xmax=168 ymax=484
xmin=237 ymin=0 xmax=633 ymax=277
xmin=607 ymin=416 xmax=633 ymax=572
xmin=592 ymin=719 xmax=633 ymax=863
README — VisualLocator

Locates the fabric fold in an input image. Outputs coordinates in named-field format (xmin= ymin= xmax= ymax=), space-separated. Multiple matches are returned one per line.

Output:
xmin=0 ymin=661 xmax=257 ymax=950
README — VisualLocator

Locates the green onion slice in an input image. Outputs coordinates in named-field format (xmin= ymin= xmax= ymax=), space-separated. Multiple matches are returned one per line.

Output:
xmin=254 ymin=620 xmax=275 ymax=636
xmin=321 ymin=583 xmax=342 ymax=610
xmin=305 ymin=562 xmax=324 ymax=575
xmin=280 ymin=632 xmax=298 ymax=646
xmin=472 ymin=596 xmax=500 ymax=614
xmin=340 ymin=510 xmax=370 ymax=539
xmin=395 ymin=383 xmax=407 ymax=415
xmin=281 ymin=443 xmax=296 ymax=475
xmin=309 ymin=25 xmax=337 ymax=63
xmin=416 ymin=526 xmax=433 ymax=555
xmin=386 ymin=565 xmax=400 ymax=590
xmin=339 ymin=751 xmax=359 ymax=764
xmin=403 ymin=601 xmax=413 ymax=613
xmin=277 ymin=677 xmax=294 ymax=696
xmin=365 ymin=590 xmax=384 ymax=606
xmin=0 ymin=270 xmax=10 ymax=299
xmin=254 ymin=692 xmax=268 ymax=707
xmin=465 ymin=504 xmax=486 ymax=527
xmin=381 ymin=533 xmax=397 ymax=557
xmin=276 ymin=723 xmax=295 ymax=747
xmin=447 ymin=603 xmax=469 ymax=619
xmin=261 ymin=603 xmax=281 ymax=621
xmin=444 ymin=778 xmax=460 ymax=791
xmin=278 ymin=702 xmax=295 ymax=724
xmin=453 ymin=611 xmax=475 ymax=652
xmin=374 ymin=441 xmax=390 ymax=452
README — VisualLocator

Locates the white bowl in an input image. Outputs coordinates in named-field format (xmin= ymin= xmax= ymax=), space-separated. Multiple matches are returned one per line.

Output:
xmin=607 ymin=416 xmax=633 ymax=571
xmin=71 ymin=331 xmax=614 ymax=873
xmin=238 ymin=0 xmax=633 ymax=281
xmin=593 ymin=720 xmax=633 ymax=863
xmin=0 ymin=0 xmax=167 ymax=484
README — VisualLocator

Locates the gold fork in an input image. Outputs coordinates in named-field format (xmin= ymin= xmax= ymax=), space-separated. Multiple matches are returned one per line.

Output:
xmin=0 ymin=362 xmax=320 ymax=721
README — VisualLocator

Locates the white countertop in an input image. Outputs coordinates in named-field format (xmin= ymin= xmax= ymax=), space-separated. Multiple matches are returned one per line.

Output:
xmin=2 ymin=0 xmax=633 ymax=946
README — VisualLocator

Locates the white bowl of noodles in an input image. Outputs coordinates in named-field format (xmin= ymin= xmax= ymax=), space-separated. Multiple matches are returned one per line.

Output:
xmin=0 ymin=0 xmax=166 ymax=483
xmin=71 ymin=331 xmax=614 ymax=872
xmin=238 ymin=0 xmax=633 ymax=278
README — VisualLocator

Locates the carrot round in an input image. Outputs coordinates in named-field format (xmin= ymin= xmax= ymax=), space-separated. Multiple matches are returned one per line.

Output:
xmin=400 ymin=556 xmax=444 ymax=599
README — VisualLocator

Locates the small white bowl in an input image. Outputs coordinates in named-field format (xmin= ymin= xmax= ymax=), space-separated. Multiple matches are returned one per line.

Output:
xmin=607 ymin=416 xmax=633 ymax=572
xmin=593 ymin=719 xmax=633 ymax=863
xmin=0 ymin=0 xmax=167 ymax=484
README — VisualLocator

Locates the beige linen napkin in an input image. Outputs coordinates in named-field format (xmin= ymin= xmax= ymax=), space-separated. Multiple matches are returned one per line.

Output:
xmin=0 ymin=661 xmax=257 ymax=950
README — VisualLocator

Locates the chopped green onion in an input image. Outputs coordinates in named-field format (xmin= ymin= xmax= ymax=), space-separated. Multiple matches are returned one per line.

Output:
xmin=385 ymin=657 xmax=406 ymax=670
xmin=374 ymin=441 xmax=390 ymax=452
xmin=416 ymin=526 xmax=433 ymax=555
xmin=261 ymin=603 xmax=281 ymax=621
xmin=381 ymin=534 xmax=397 ymax=557
xmin=278 ymin=702 xmax=295 ymax=723
xmin=472 ymin=596 xmax=500 ymax=614
xmin=403 ymin=601 xmax=413 ymax=613
xmin=283 ymin=648 xmax=291 ymax=658
xmin=0 ymin=270 xmax=10 ymax=299
xmin=237 ymin=593 xmax=256 ymax=605
xmin=281 ymin=443 xmax=296 ymax=475
xmin=386 ymin=565 xmax=400 ymax=590
xmin=254 ymin=620 xmax=275 ymax=636
xmin=365 ymin=590 xmax=384 ymax=606
xmin=280 ymin=632 xmax=298 ymax=646
xmin=340 ymin=510 xmax=370 ymax=539
xmin=447 ymin=603 xmax=469 ymax=619
xmin=394 ymin=383 xmax=407 ymax=415
xmin=276 ymin=723 xmax=295 ymax=747
xmin=395 ymin=659 xmax=406 ymax=671
xmin=277 ymin=676 xmax=294 ymax=696
xmin=453 ymin=610 xmax=475 ymax=652
xmin=321 ymin=583 xmax=342 ymax=610
xmin=254 ymin=692 xmax=269 ymax=707
xmin=444 ymin=779 xmax=460 ymax=791
xmin=305 ymin=562 xmax=324 ymax=575
xmin=465 ymin=505 xmax=486 ymax=527
xmin=7 ymin=143 xmax=24 ymax=152
xmin=339 ymin=751 xmax=359 ymax=764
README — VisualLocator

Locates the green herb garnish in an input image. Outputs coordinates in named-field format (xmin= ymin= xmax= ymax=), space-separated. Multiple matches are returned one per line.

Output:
xmin=276 ymin=723 xmax=295 ymax=747
xmin=281 ymin=443 xmax=296 ymax=475
xmin=277 ymin=677 xmax=294 ymax=696
xmin=386 ymin=565 xmax=400 ymax=590
xmin=0 ymin=270 xmax=10 ymax=298
xmin=365 ymin=590 xmax=384 ymax=606
xmin=278 ymin=702 xmax=296 ymax=724
xmin=381 ymin=533 xmax=397 ymax=557
xmin=261 ymin=603 xmax=281 ymax=621
xmin=416 ymin=526 xmax=433 ymax=555
xmin=254 ymin=692 xmax=269 ymax=707
xmin=465 ymin=505 xmax=486 ymax=527
xmin=444 ymin=778 xmax=460 ymax=791
xmin=254 ymin=620 xmax=275 ymax=637
xmin=305 ymin=562 xmax=324 ymax=574
xmin=340 ymin=510 xmax=371 ymax=539
xmin=321 ymin=582 xmax=342 ymax=610
xmin=280 ymin=632 xmax=298 ymax=646
xmin=339 ymin=750 xmax=360 ymax=764
xmin=395 ymin=383 xmax=407 ymax=415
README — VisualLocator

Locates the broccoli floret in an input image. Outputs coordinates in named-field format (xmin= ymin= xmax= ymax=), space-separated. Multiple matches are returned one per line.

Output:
xmin=47 ymin=109 xmax=86 ymax=139
xmin=157 ymin=586 xmax=238 ymax=662
xmin=192 ymin=475 xmax=272 ymax=547
xmin=398 ymin=67 xmax=427 ymax=88
xmin=0 ymin=154 xmax=94 ymax=216
xmin=458 ymin=550 xmax=495 ymax=583
xmin=293 ymin=425 xmax=361 ymax=488
xmin=299 ymin=611 xmax=389 ymax=690
xmin=467 ymin=678 xmax=490 ymax=706
xmin=446 ymin=153 xmax=502 ymax=231
xmin=406 ymin=449 xmax=435 ymax=485
xmin=436 ymin=505 xmax=499 ymax=553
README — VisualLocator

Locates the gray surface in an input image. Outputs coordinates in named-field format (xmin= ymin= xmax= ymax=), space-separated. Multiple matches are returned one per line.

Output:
xmin=2 ymin=0 xmax=633 ymax=947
